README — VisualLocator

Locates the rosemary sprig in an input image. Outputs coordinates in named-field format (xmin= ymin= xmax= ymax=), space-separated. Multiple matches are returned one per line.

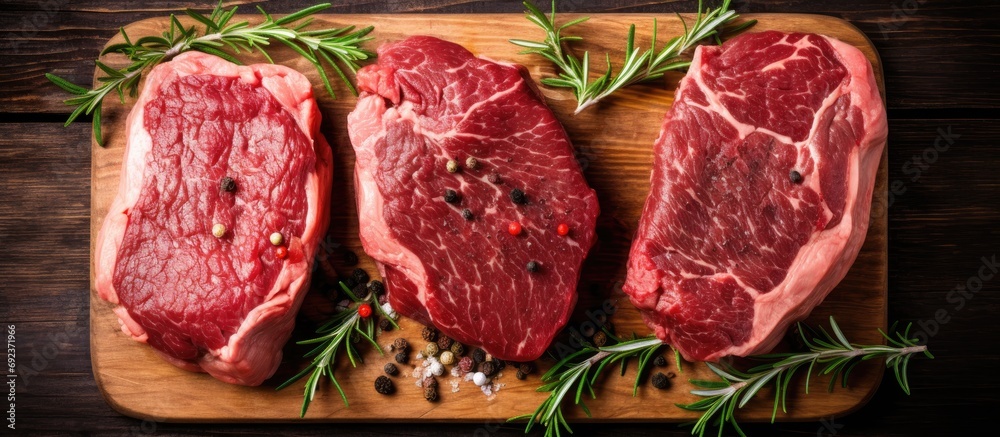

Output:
xmin=275 ymin=281 xmax=398 ymax=418
xmin=678 ymin=316 xmax=933 ymax=437
xmin=509 ymin=335 xmax=664 ymax=437
xmin=510 ymin=0 xmax=755 ymax=114
xmin=45 ymin=1 xmax=374 ymax=146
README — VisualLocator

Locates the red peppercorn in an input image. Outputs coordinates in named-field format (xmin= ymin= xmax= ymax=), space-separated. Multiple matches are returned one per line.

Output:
xmin=358 ymin=303 xmax=372 ymax=318
xmin=508 ymin=221 xmax=522 ymax=236
xmin=275 ymin=246 xmax=288 ymax=259
xmin=556 ymin=223 xmax=569 ymax=236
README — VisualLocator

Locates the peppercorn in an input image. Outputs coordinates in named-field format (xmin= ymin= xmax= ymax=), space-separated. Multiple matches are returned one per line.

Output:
xmin=343 ymin=277 xmax=358 ymax=289
xmin=462 ymin=208 xmax=473 ymax=220
xmin=472 ymin=348 xmax=486 ymax=364
xmin=424 ymin=342 xmax=439 ymax=357
xmin=458 ymin=356 xmax=474 ymax=373
xmin=789 ymin=170 xmax=803 ymax=184
xmin=653 ymin=355 xmax=668 ymax=367
xmin=436 ymin=336 xmax=453 ymax=351
xmin=446 ymin=159 xmax=459 ymax=173
xmin=494 ymin=359 xmax=506 ymax=371
xmin=343 ymin=250 xmax=358 ymax=266
xmin=651 ymin=372 xmax=671 ymax=390
xmin=352 ymin=268 xmax=370 ymax=285
xmin=392 ymin=338 xmax=409 ymax=351
xmin=421 ymin=326 xmax=438 ymax=342
xmin=352 ymin=283 xmax=369 ymax=300
xmin=384 ymin=363 xmax=399 ymax=376
xmin=508 ymin=221 xmax=522 ymax=236
xmin=439 ymin=351 xmax=455 ymax=365
xmin=481 ymin=361 xmax=497 ymax=377
xmin=516 ymin=369 xmax=527 ymax=380
xmin=465 ymin=156 xmax=478 ymax=169
xmin=423 ymin=386 xmax=438 ymax=402
xmin=269 ymin=232 xmax=284 ymax=246
xmin=449 ymin=342 xmax=465 ymax=356
xmin=394 ymin=352 xmax=409 ymax=364
xmin=212 ymin=223 xmax=227 ymax=238
xmin=379 ymin=318 xmax=392 ymax=332
xmin=369 ymin=280 xmax=385 ymax=296
xmin=556 ymin=223 xmax=570 ymax=236
xmin=422 ymin=376 xmax=438 ymax=389
xmin=444 ymin=189 xmax=459 ymax=204
xmin=592 ymin=331 xmax=607 ymax=347
xmin=357 ymin=303 xmax=373 ymax=319
xmin=488 ymin=173 xmax=501 ymax=184
xmin=519 ymin=362 xmax=535 ymax=375
xmin=374 ymin=375 xmax=394 ymax=394
xmin=275 ymin=246 xmax=288 ymax=260
xmin=220 ymin=176 xmax=236 ymax=192
xmin=509 ymin=188 xmax=527 ymax=205
xmin=526 ymin=261 xmax=539 ymax=272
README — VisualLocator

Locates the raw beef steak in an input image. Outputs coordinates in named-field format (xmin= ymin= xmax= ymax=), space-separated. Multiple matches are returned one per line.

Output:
xmin=623 ymin=31 xmax=887 ymax=362
xmin=94 ymin=52 xmax=333 ymax=385
xmin=347 ymin=36 xmax=599 ymax=361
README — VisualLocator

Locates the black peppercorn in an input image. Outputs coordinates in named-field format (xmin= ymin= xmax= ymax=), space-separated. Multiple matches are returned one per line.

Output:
xmin=494 ymin=359 xmax=506 ymax=371
xmin=343 ymin=277 xmax=358 ymax=289
xmin=462 ymin=208 xmax=473 ymax=220
xmin=472 ymin=348 xmax=486 ymax=364
xmin=384 ymin=363 xmax=398 ymax=376
xmin=519 ymin=362 xmax=535 ymax=375
xmin=392 ymin=337 xmax=409 ymax=352
xmin=516 ymin=369 xmax=527 ymax=380
xmin=352 ymin=283 xmax=369 ymax=300
xmin=592 ymin=331 xmax=607 ymax=347
xmin=394 ymin=352 xmax=409 ymax=364
xmin=352 ymin=268 xmax=370 ymax=285
xmin=374 ymin=375 xmax=395 ymax=394
xmin=653 ymin=355 xmax=668 ymax=367
xmin=651 ymin=372 xmax=671 ymax=390
xmin=444 ymin=189 xmax=459 ymax=204
xmin=481 ymin=361 xmax=497 ymax=377
xmin=220 ymin=176 xmax=236 ymax=193
xmin=789 ymin=170 xmax=803 ymax=184
xmin=421 ymin=326 xmax=438 ymax=342
xmin=436 ymin=336 xmax=453 ymax=351
xmin=423 ymin=386 xmax=438 ymax=402
xmin=509 ymin=188 xmax=527 ymax=205
xmin=526 ymin=261 xmax=539 ymax=272
xmin=343 ymin=250 xmax=358 ymax=266
xmin=369 ymin=280 xmax=385 ymax=296
xmin=379 ymin=318 xmax=392 ymax=332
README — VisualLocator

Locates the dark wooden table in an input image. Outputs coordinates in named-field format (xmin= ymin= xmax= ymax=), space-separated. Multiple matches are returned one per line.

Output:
xmin=1 ymin=1 xmax=997 ymax=435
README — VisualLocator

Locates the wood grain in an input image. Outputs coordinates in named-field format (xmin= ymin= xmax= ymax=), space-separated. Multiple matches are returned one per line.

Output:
xmin=2 ymin=0 xmax=999 ymax=115
xmin=85 ymin=13 xmax=888 ymax=423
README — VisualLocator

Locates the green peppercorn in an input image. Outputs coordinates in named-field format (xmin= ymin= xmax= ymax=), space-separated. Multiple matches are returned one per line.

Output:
xmin=446 ymin=159 xmax=459 ymax=173
xmin=211 ymin=223 xmax=226 ymax=238
xmin=374 ymin=375 xmax=394 ymax=394
xmin=465 ymin=156 xmax=478 ymax=169
xmin=269 ymin=232 xmax=284 ymax=246
xmin=439 ymin=351 xmax=455 ymax=365
xmin=425 ymin=342 xmax=439 ymax=357
xmin=449 ymin=342 xmax=465 ymax=356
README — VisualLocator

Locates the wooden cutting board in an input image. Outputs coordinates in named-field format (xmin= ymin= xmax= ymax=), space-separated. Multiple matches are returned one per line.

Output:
xmin=89 ymin=12 xmax=888 ymax=424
